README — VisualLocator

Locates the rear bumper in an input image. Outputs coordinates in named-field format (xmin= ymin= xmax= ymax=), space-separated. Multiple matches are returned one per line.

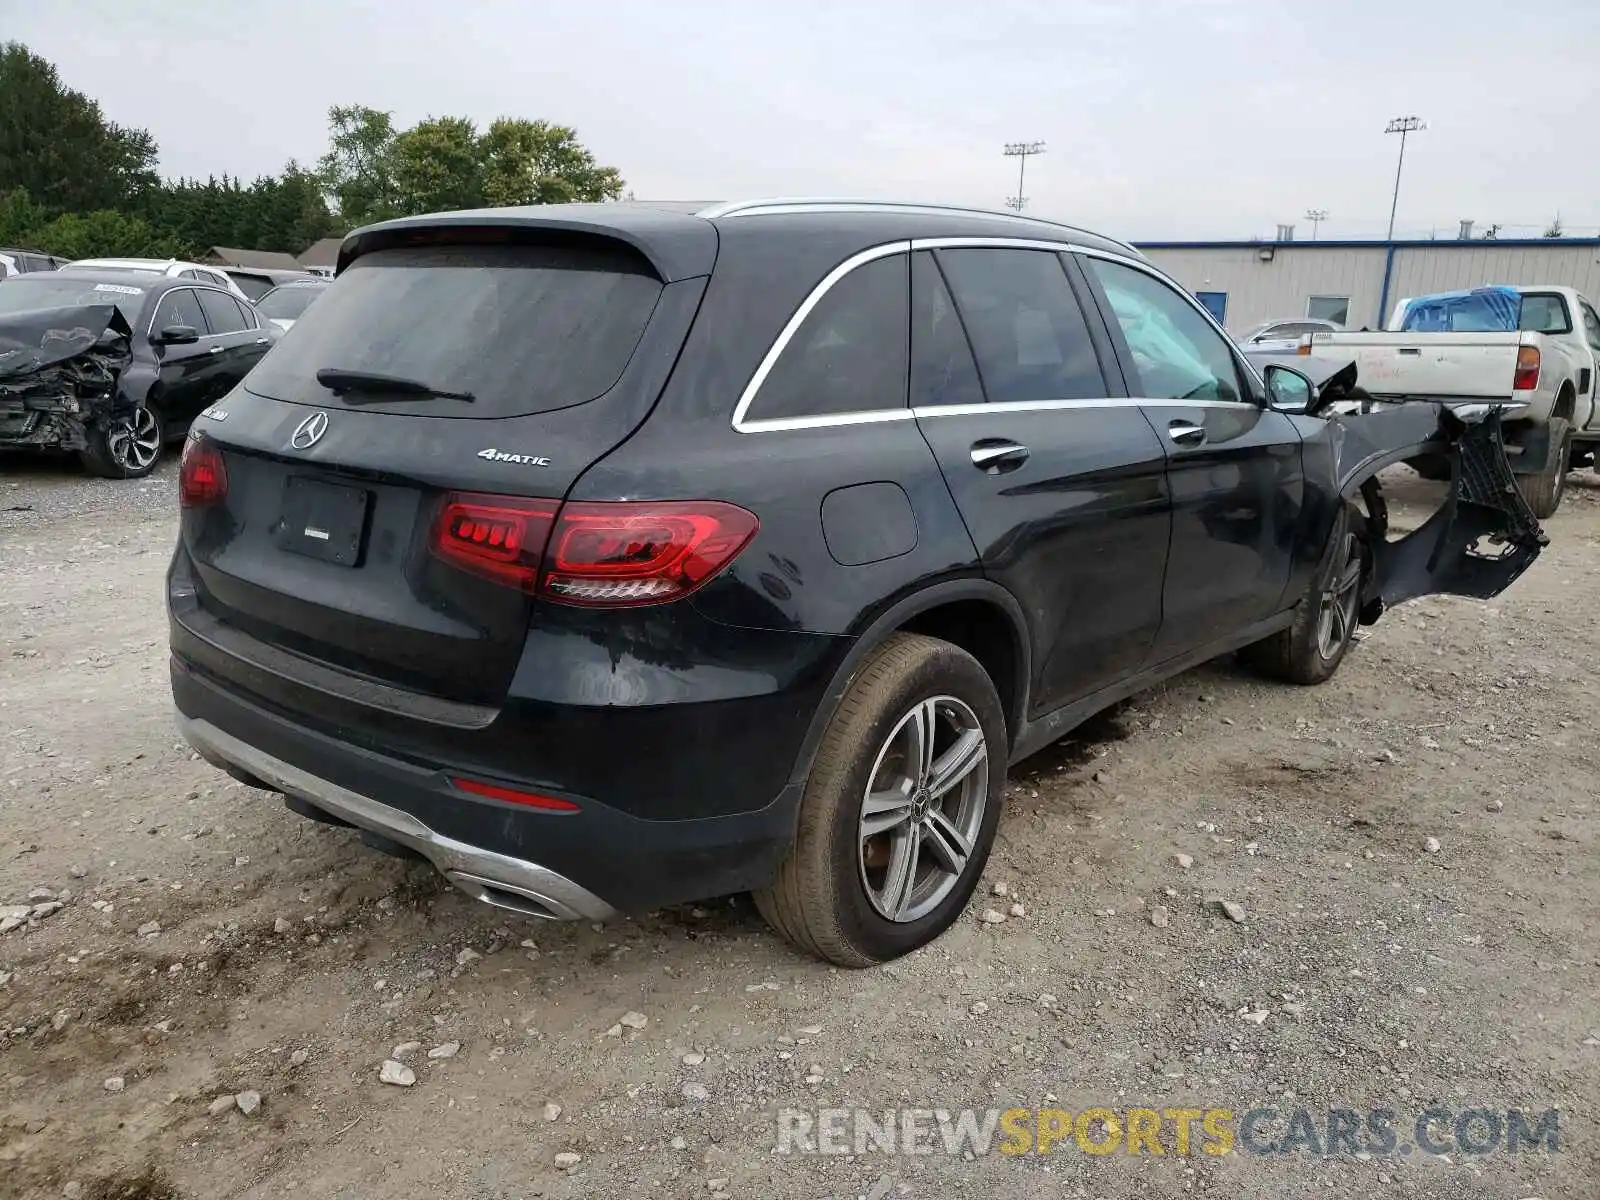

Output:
xmin=171 ymin=654 xmax=805 ymax=915
xmin=181 ymin=715 xmax=617 ymax=921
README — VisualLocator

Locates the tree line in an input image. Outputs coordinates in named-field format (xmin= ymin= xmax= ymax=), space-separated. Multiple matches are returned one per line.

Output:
xmin=0 ymin=42 xmax=625 ymax=262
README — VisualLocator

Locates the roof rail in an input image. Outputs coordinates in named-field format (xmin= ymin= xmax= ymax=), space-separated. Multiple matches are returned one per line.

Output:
xmin=695 ymin=198 xmax=1141 ymax=256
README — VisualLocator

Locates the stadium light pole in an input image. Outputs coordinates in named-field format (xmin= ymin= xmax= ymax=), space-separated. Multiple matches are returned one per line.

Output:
xmin=1304 ymin=208 xmax=1328 ymax=240
xmin=1003 ymin=141 xmax=1046 ymax=212
xmin=1384 ymin=117 xmax=1425 ymax=240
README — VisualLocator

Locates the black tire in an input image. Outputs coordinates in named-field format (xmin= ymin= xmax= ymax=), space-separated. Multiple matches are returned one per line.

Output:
xmin=80 ymin=404 xmax=165 ymax=479
xmin=1242 ymin=504 xmax=1366 ymax=685
xmin=1513 ymin=416 xmax=1570 ymax=519
xmin=754 ymin=633 xmax=1007 ymax=966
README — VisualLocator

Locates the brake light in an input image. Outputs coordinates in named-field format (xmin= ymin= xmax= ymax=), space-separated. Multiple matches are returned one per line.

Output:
xmin=450 ymin=776 xmax=580 ymax=812
xmin=542 ymin=501 xmax=759 ymax=607
xmin=428 ymin=495 xmax=759 ymax=605
xmin=179 ymin=435 xmax=227 ymax=508
xmin=428 ymin=494 xmax=557 ymax=592
xmin=1514 ymin=345 xmax=1541 ymax=390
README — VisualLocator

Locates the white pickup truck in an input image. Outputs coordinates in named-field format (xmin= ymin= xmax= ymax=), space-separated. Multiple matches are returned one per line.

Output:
xmin=1308 ymin=284 xmax=1600 ymax=516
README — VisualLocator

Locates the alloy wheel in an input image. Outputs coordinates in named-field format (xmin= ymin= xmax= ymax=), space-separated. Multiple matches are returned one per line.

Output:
xmin=857 ymin=695 xmax=989 ymax=923
xmin=107 ymin=407 xmax=161 ymax=473
xmin=1316 ymin=533 xmax=1362 ymax=660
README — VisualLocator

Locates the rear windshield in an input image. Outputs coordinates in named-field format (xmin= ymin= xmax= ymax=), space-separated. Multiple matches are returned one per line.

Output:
xmin=257 ymin=285 xmax=324 ymax=319
xmin=229 ymin=273 xmax=274 ymax=300
xmin=0 ymin=277 xmax=147 ymax=326
xmin=245 ymin=243 xmax=663 ymax=418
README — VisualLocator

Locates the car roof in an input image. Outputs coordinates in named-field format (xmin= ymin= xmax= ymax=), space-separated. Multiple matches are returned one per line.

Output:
xmin=65 ymin=257 xmax=180 ymax=268
xmin=5 ymin=268 xmax=225 ymax=294
xmin=341 ymin=198 xmax=1144 ymax=283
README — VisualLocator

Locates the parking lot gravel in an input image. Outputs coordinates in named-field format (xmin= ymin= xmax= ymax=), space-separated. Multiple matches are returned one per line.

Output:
xmin=2 ymin=455 xmax=1597 ymax=1199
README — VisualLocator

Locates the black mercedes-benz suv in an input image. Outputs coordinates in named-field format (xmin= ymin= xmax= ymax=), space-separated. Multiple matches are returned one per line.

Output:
xmin=168 ymin=200 xmax=1542 ymax=965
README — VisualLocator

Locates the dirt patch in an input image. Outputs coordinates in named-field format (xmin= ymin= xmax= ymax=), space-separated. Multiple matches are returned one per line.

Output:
xmin=2 ymin=462 xmax=1596 ymax=1199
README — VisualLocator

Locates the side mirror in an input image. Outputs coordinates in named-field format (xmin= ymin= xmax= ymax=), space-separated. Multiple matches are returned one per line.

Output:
xmin=1264 ymin=363 xmax=1315 ymax=414
xmin=156 ymin=324 xmax=200 ymax=345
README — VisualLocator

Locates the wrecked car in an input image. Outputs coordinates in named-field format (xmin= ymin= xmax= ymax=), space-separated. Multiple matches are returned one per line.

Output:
xmin=0 ymin=271 xmax=276 ymax=477
xmin=166 ymin=202 xmax=1545 ymax=968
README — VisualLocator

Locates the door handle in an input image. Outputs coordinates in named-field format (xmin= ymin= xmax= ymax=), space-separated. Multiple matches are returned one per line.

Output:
xmin=1167 ymin=420 xmax=1207 ymax=446
xmin=970 ymin=439 xmax=1029 ymax=473
xmin=208 ymin=344 xmax=225 ymax=354
xmin=255 ymin=337 xmax=269 ymax=345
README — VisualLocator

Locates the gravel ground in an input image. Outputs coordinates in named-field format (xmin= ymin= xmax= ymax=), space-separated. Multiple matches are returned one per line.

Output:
xmin=1 ymin=455 xmax=1597 ymax=1200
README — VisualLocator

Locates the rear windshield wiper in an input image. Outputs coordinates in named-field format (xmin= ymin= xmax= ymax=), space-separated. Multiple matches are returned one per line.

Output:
xmin=315 ymin=368 xmax=475 ymax=403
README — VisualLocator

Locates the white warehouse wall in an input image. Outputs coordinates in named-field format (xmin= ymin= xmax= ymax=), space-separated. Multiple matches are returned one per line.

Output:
xmin=1137 ymin=241 xmax=1600 ymax=334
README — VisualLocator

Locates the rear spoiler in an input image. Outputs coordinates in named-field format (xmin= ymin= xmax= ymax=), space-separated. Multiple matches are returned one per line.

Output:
xmin=338 ymin=205 xmax=720 ymax=283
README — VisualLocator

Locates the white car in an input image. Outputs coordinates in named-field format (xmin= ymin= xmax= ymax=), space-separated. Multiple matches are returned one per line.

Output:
xmin=59 ymin=258 xmax=254 ymax=304
xmin=1237 ymin=317 xmax=1344 ymax=353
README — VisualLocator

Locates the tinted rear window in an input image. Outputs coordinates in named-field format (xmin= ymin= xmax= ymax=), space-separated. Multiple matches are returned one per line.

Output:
xmin=245 ymin=243 xmax=663 ymax=418
xmin=257 ymin=286 xmax=324 ymax=319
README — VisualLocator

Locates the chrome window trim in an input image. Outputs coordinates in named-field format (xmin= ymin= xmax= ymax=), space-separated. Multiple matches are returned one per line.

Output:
xmin=730 ymin=235 xmax=1266 ymax=434
xmin=910 ymin=235 xmax=1073 ymax=253
xmin=736 ymin=395 xmax=1259 ymax=434
xmin=737 ymin=409 xmax=919 ymax=434
xmin=730 ymin=240 xmax=911 ymax=432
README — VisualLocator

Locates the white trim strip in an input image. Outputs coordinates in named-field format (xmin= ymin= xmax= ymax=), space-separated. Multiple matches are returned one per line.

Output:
xmin=734 ymin=396 xmax=1262 ymax=434
xmin=729 ymin=241 xmax=911 ymax=431
xmin=730 ymin=235 xmax=1260 ymax=434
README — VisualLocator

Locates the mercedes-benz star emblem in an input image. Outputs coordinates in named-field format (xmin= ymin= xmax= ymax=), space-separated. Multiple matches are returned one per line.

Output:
xmin=290 ymin=411 xmax=329 ymax=450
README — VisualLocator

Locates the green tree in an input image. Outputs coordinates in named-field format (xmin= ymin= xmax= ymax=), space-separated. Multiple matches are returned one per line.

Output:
xmin=0 ymin=42 xmax=159 ymax=213
xmin=392 ymin=117 xmax=483 ymax=215
xmin=26 ymin=209 xmax=183 ymax=259
xmin=316 ymin=107 xmax=625 ymax=224
xmin=317 ymin=105 xmax=400 ymax=228
xmin=0 ymin=187 xmax=47 ymax=246
xmin=479 ymin=118 xmax=624 ymax=207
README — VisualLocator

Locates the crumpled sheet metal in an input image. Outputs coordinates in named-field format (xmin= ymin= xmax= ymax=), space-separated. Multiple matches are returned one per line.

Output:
xmin=0 ymin=304 xmax=133 ymax=449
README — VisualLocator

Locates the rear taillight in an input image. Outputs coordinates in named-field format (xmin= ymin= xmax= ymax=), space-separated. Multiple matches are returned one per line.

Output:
xmin=1514 ymin=345 xmax=1541 ymax=391
xmin=179 ymin=435 xmax=227 ymax=508
xmin=542 ymin=501 xmax=759 ymax=607
xmin=426 ymin=494 xmax=759 ymax=606
xmin=429 ymin=494 xmax=557 ymax=592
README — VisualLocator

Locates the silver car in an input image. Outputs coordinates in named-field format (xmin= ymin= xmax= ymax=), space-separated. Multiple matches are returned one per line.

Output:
xmin=1237 ymin=317 xmax=1344 ymax=353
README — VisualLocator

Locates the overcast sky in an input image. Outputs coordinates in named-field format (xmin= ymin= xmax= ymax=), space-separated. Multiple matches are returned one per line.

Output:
xmin=12 ymin=0 xmax=1600 ymax=241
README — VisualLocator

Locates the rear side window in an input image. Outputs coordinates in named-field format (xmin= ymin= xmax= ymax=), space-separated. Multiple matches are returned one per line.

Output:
xmin=744 ymin=253 xmax=909 ymax=423
xmin=936 ymin=248 xmax=1107 ymax=403
xmin=198 ymin=289 xmax=247 ymax=334
xmin=1085 ymin=257 xmax=1243 ymax=403
xmin=1518 ymin=293 xmax=1572 ymax=335
xmin=1580 ymin=300 xmax=1600 ymax=353
xmin=246 ymin=243 xmax=664 ymax=418
xmin=910 ymin=252 xmax=983 ymax=408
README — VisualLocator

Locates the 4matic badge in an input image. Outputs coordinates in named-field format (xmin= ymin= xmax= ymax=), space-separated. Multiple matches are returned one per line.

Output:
xmin=477 ymin=448 xmax=551 ymax=466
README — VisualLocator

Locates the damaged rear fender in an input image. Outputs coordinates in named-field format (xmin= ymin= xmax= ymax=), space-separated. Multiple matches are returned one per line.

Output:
xmin=1323 ymin=405 xmax=1546 ymax=619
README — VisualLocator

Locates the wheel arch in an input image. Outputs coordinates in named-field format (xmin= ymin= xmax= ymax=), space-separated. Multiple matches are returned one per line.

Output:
xmin=1553 ymin=381 xmax=1576 ymax=424
xmin=784 ymin=579 xmax=1031 ymax=795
